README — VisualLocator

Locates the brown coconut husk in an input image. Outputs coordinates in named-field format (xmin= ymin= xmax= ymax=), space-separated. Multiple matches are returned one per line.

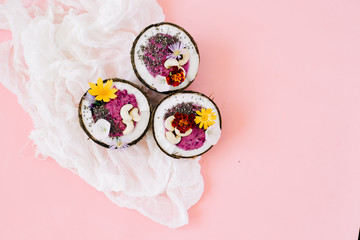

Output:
xmin=78 ymin=78 xmax=151 ymax=148
xmin=130 ymin=22 xmax=200 ymax=94
xmin=152 ymin=90 xmax=222 ymax=159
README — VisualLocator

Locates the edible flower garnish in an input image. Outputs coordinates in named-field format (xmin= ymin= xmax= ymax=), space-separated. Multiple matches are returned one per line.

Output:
xmin=92 ymin=119 xmax=111 ymax=140
xmin=84 ymin=92 xmax=95 ymax=105
xmin=167 ymin=42 xmax=185 ymax=60
xmin=205 ymin=125 xmax=221 ymax=145
xmin=109 ymin=140 xmax=129 ymax=152
xmin=172 ymin=112 xmax=195 ymax=133
xmin=166 ymin=67 xmax=185 ymax=87
xmin=88 ymin=77 xmax=118 ymax=102
xmin=195 ymin=108 xmax=217 ymax=130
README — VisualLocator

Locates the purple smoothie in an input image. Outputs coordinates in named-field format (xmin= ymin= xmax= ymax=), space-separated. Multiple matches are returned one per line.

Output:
xmin=142 ymin=33 xmax=189 ymax=78
xmin=176 ymin=126 xmax=206 ymax=151
xmin=92 ymin=88 xmax=138 ymax=138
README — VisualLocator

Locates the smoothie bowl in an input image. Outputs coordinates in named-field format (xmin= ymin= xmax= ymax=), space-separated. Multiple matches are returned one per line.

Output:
xmin=79 ymin=78 xmax=151 ymax=149
xmin=131 ymin=22 xmax=200 ymax=93
xmin=152 ymin=91 xmax=221 ymax=158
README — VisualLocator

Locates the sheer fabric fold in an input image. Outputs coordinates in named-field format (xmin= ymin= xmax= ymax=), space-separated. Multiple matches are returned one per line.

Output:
xmin=0 ymin=0 xmax=204 ymax=228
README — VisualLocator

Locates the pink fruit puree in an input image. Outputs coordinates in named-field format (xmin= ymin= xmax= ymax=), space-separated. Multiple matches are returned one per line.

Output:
xmin=176 ymin=126 xmax=206 ymax=151
xmin=142 ymin=33 xmax=189 ymax=78
xmin=92 ymin=88 xmax=138 ymax=138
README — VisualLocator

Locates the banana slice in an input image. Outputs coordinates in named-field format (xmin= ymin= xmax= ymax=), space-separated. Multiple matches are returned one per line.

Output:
xmin=120 ymin=104 xmax=133 ymax=122
xmin=164 ymin=58 xmax=179 ymax=69
xmin=129 ymin=108 xmax=141 ymax=122
xmin=178 ymin=49 xmax=189 ymax=66
xmin=175 ymin=128 xmax=192 ymax=137
xmin=122 ymin=120 xmax=134 ymax=135
xmin=164 ymin=116 xmax=175 ymax=131
xmin=165 ymin=131 xmax=181 ymax=144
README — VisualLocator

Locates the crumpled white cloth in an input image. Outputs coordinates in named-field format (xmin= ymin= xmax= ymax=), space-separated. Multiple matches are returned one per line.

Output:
xmin=0 ymin=0 xmax=204 ymax=228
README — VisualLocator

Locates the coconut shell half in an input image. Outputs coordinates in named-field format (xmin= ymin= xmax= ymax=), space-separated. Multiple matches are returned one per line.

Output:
xmin=131 ymin=22 xmax=200 ymax=94
xmin=78 ymin=78 xmax=151 ymax=148
xmin=152 ymin=91 xmax=222 ymax=158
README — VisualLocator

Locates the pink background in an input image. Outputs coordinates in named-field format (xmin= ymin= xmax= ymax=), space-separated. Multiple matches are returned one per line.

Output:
xmin=1 ymin=0 xmax=360 ymax=239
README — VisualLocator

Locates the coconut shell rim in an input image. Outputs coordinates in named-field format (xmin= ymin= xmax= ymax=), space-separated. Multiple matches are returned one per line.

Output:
xmin=78 ymin=78 xmax=152 ymax=149
xmin=151 ymin=90 xmax=222 ymax=159
xmin=130 ymin=22 xmax=200 ymax=94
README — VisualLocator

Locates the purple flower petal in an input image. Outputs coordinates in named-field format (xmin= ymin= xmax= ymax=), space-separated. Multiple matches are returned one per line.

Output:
xmin=85 ymin=92 xmax=95 ymax=105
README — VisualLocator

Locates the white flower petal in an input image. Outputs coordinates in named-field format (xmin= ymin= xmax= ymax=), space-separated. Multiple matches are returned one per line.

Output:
xmin=205 ymin=125 xmax=221 ymax=145
xmin=92 ymin=119 xmax=111 ymax=140
xmin=155 ymin=75 xmax=171 ymax=92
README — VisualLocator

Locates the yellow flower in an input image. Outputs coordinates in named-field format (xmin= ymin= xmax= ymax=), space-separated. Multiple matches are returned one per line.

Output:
xmin=195 ymin=108 xmax=217 ymax=130
xmin=88 ymin=77 xmax=118 ymax=102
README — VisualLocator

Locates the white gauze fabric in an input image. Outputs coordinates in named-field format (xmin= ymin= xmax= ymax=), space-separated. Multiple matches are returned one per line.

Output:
xmin=0 ymin=0 xmax=204 ymax=228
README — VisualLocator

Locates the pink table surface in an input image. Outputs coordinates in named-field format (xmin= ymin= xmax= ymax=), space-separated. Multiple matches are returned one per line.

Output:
xmin=1 ymin=0 xmax=360 ymax=239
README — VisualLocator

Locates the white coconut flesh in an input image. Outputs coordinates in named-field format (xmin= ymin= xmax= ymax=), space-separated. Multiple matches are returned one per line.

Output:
xmin=153 ymin=92 xmax=221 ymax=158
xmin=80 ymin=81 xmax=150 ymax=147
xmin=133 ymin=23 xmax=200 ymax=92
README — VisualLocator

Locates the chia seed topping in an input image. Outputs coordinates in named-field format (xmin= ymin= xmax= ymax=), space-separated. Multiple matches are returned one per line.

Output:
xmin=139 ymin=33 xmax=189 ymax=78
xmin=164 ymin=102 xmax=202 ymax=120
